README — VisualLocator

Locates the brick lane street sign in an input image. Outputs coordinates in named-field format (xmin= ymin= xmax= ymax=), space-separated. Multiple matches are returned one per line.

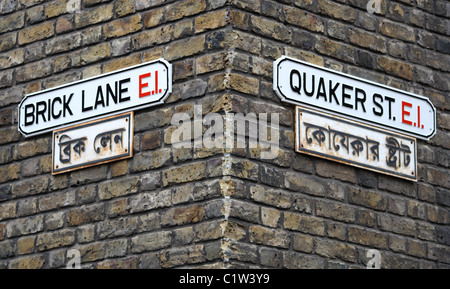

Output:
xmin=274 ymin=56 xmax=436 ymax=140
xmin=19 ymin=58 xmax=172 ymax=137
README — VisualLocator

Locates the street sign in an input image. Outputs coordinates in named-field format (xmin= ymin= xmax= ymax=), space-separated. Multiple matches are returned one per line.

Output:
xmin=19 ymin=58 xmax=172 ymax=137
xmin=274 ymin=56 xmax=436 ymax=140
xmin=296 ymin=107 xmax=417 ymax=181
xmin=52 ymin=112 xmax=133 ymax=175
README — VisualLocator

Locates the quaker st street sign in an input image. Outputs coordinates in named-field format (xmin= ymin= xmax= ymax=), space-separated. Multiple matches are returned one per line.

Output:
xmin=274 ymin=56 xmax=436 ymax=140
xmin=18 ymin=58 xmax=172 ymax=137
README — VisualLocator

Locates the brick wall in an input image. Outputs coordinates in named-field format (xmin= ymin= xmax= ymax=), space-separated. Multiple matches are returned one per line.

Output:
xmin=0 ymin=0 xmax=448 ymax=269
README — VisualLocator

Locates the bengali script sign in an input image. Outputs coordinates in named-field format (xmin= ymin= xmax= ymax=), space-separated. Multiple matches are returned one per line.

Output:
xmin=52 ymin=112 xmax=133 ymax=175
xmin=296 ymin=107 xmax=417 ymax=181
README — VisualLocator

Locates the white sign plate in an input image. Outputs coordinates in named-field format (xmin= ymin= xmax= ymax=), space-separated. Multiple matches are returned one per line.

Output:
xmin=52 ymin=112 xmax=133 ymax=175
xmin=296 ymin=107 xmax=417 ymax=181
xmin=275 ymin=56 xmax=436 ymax=140
xmin=19 ymin=58 xmax=171 ymax=137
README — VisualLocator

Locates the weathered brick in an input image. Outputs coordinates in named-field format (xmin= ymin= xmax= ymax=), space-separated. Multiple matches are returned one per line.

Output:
xmin=196 ymin=52 xmax=227 ymax=75
xmin=173 ymin=226 xmax=194 ymax=246
xmin=377 ymin=56 xmax=413 ymax=80
xmin=194 ymin=9 xmax=227 ymax=33
xmin=161 ymin=204 xmax=205 ymax=226
xmin=318 ymin=0 xmax=356 ymax=22
xmin=0 ymin=163 xmax=20 ymax=184
xmin=12 ymin=176 xmax=49 ymax=198
xmin=36 ymin=229 xmax=75 ymax=251
xmin=38 ymin=191 xmax=76 ymax=212
xmin=77 ymin=242 xmax=106 ymax=263
xmin=17 ymin=198 xmax=37 ymax=217
xmin=251 ymin=15 xmax=291 ymax=42
xmin=104 ymin=14 xmax=142 ymax=39
xmin=162 ymin=162 xmax=206 ymax=186
xmin=284 ymin=171 xmax=326 ymax=196
xmin=67 ymin=204 xmax=105 ymax=226
xmin=97 ymin=257 xmax=139 ymax=269
xmin=70 ymin=165 xmax=108 ymax=186
xmin=348 ymin=226 xmax=388 ymax=249
xmin=75 ymin=4 xmax=114 ymax=29
xmin=0 ymin=224 xmax=5 ymax=240
xmin=97 ymin=217 xmax=139 ymax=239
xmin=283 ymin=251 xmax=325 ymax=269
xmin=44 ymin=0 xmax=70 ymax=19
xmin=115 ymin=0 xmax=135 ymax=17
xmin=250 ymin=185 xmax=291 ymax=209
xmin=17 ymin=235 xmax=35 ymax=255
xmin=173 ymin=59 xmax=194 ymax=81
xmin=45 ymin=32 xmax=82 ymax=55
xmin=132 ymin=25 xmax=173 ymax=50
xmin=428 ymin=244 xmax=450 ymax=263
xmin=349 ymin=187 xmax=386 ymax=211
xmin=165 ymin=0 xmax=206 ymax=22
xmin=229 ymin=199 xmax=260 ymax=223
xmin=131 ymin=231 xmax=171 ymax=253
xmin=0 ymin=11 xmax=24 ymax=34
xmin=284 ymin=212 xmax=325 ymax=236
xmin=315 ymin=36 xmax=355 ymax=63
xmin=6 ymin=215 xmax=44 ymax=238
xmin=18 ymin=21 xmax=54 ymax=45
xmin=161 ymin=244 xmax=205 ymax=268
xmin=229 ymin=0 xmax=261 ymax=12
xmin=0 ymin=32 xmax=16 ymax=52
xmin=349 ymin=28 xmax=386 ymax=53
xmin=0 ymin=49 xmax=24 ymax=70
xmin=78 ymin=224 xmax=96 ymax=244
xmin=98 ymin=176 xmax=139 ymax=200
xmin=228 ymin=241 xmax=258 ymax=263
xmin=261 ymin=207 xmax=281 ymax=228
xmin=378 ymin=175 xmax=416 ymax=197
xmin=378 ymin=214 xmax=416 ymax=237
xmin=380 ymin=19 xmax=415 ymax=42
xmin=315 ymin=160 xmax=357 ymax=183
xmin=249 ymin=225 xmax=289 ymax=248
xmin=16 ymin=59 xmax=53 ymax=83
xmin=143 ymin=7 xmax=164 ymax=28
xmin=164 ymin=35 xmax=205 ymax=61
xmin=0 ymin=202 xmax=16 ymax=221
xmin=55 ymin=15 xmax=74 ymax=34
xmin=259 ymin=247 xmax=282 ymax=267
xmin=9 ymin=255 xmax=45 ymax=269
xmin=44 ymin=211 xmax=65 ymax=231
xmin=128 ymin=189 xmax=171 ymax=213
xmin=74 ymin=42 xmax=111 ymax=66
xmin=316 ymin=200 xmax=355 ymax=223
xmin=315 ymin=239 xmax=357 ymax=263
xmin=0 ymin=240 xmax=15 ymax=259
